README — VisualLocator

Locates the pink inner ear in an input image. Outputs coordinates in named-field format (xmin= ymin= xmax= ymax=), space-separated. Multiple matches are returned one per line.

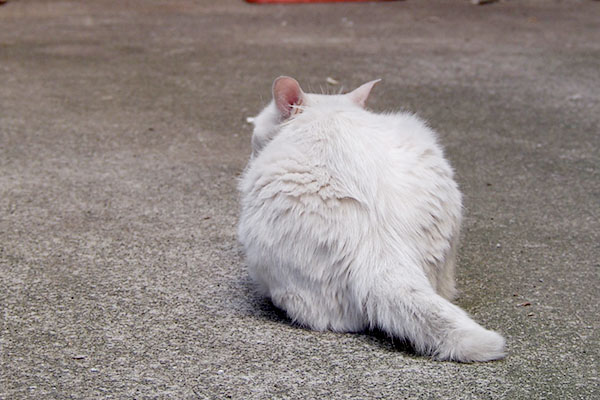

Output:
xmin=348 ymin=79 xmax=381 ymax=108
xmin=273 ymin=76 xmax=303 ymax=119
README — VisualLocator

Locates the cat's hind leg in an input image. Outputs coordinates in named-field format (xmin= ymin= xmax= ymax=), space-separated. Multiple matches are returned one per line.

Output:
xmin=270 ymin=288 xmax=367 ymax=333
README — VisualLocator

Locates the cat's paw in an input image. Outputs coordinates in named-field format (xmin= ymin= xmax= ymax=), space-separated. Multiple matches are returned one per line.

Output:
xmin=435 ymin=325 xmax=507 ymax=363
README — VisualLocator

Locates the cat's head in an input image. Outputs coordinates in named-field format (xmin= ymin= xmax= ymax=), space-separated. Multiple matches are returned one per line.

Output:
xmin=249 ymin=76 xmax=380 ymax=158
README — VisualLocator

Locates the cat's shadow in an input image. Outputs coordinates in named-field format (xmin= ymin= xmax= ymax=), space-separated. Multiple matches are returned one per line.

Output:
xmin=248 ymin=287 xmax=420 ymax=358
xmin=250 ymin=295 xmax=291 ymax=325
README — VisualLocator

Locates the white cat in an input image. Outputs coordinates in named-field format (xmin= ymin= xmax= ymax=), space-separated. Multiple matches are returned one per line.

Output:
xmin=238 ymin=76 xmax=506 ymax=362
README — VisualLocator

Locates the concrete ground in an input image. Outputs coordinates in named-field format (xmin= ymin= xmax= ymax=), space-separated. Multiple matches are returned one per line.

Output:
xmin=1 ymin=0 xmax=598 ymax=398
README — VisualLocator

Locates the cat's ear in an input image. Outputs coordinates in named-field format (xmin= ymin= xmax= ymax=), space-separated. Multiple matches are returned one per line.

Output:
xmin=348 ymin=79 xmax=381 ymax=108
xmin=273 ymin=76 xmax=305 ymax=119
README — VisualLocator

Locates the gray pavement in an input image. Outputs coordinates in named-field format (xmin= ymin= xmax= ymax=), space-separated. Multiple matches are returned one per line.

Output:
xmin=1 ymin=0 xmax=599 ymax=398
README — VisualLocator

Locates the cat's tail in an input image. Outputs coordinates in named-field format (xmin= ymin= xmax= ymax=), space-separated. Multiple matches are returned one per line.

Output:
xmin=364 ymin=275 xmax=506 ymax=362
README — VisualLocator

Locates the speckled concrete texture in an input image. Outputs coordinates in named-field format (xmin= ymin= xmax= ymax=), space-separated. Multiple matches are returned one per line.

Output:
xmin=1 ymin=0 xmax=598 ymax=399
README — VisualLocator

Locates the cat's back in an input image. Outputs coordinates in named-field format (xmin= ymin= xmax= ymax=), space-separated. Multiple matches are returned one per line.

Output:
xmin=243 ymin=103 xmax=454 ymax=208
xmin=265 ymin=106 xmax=448 ymax=184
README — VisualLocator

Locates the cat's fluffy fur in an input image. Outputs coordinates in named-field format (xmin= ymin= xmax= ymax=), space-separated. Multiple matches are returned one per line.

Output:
xmin=238 ymin=76 xmax=506 ymax=362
